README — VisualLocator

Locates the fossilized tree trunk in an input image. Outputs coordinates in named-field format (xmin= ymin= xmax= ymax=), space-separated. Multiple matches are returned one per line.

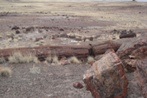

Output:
xmin=83 ymin=51 xmax=128 ymax=98
xmin=0 ymin=40 xmax=123 ymax=61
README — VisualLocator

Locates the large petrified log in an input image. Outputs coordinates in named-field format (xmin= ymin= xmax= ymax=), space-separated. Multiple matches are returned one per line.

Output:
xmin=135 ymin=58 xmax=147 ymax=98
xmin=0 ymin=45 xmax=90 ymax=61
xmin=0 ymin=40 xmax=122 ymax=60
xmin=0 ymin=36 xmax=145 ymax=61
xmin=89 ymin=40 xmax=121 ymax=56
xmin=88 ymin=37 xmax=137 ymax=56
xmin=83 ymin=51 xmax=128 ymax=98
xmin=117 ymin=36 xmax=147 ymax=72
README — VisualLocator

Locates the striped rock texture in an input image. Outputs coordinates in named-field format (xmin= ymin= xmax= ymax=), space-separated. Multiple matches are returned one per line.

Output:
xmin=83 ymin=51 xmax=128 ymax=98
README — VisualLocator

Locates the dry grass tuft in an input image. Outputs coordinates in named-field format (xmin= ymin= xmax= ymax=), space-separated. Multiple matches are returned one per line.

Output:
xmin=46 ymin=55 xmax=52 ymax=63
xmin=52 ymin=55 xmax=60 ymax=64
xmin=87 ymin=56 xmax=95 ymax=64
xmin=68 ymin=56 xmax=81 ymax=64
xmin=29 ymin=65 xmax=40 ymax=74
xmin=0 ymin=67 xmax=12 ymax=77
xmin=8 ymin=52 xmax=38 ymax=64
xmin=46 ymin=55 xmax=61 ymax=65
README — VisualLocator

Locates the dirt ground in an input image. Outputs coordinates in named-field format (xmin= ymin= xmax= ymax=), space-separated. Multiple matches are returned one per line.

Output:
xmin=0 ymin=2 xmax=147 ymax=48
xmin=0 ymin=63 xmax=93 ymax=98
xmin=0 ymin=1 xmax=147 ymax=98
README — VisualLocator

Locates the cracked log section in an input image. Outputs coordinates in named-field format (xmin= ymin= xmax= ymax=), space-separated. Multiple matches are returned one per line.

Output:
xmin=135 ymin=58 xmax=147 ymax=98
xmin=83 ymin=51 xmax=128 ymax=98
xmin=117 ymin=36 xmax=147 ymax=72
xmin=116 ymin=36 xmax=147 ymax=98
xmin=0 ymin=40 xmax=121 ymax=61
xmin=117 ymin=36 xmax=147 ymax=98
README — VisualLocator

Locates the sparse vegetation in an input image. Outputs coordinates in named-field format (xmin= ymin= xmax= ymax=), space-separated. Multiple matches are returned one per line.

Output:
xmin=68 ymin=56 xmax=81 ymax=64
xmin=0 ymin=57 xmax=6 ymax=64
xmin=52 ymin=55 xmax=60 ymax=64
xmin=29 ymin=66 xmax=40 ymax=74
xmin=87 ymin=56 xmax=95 ymax=64
xmin=8 ymin=52 xmax=38 ymax=64
xmin=0 ymin=67 xmax=12 ymax=77
xmin=46 ymin=55 xmax=52 ymax=63
xmin=46 ymin=55 xmax=60 ymax=65
xmin=46 ymin=55 xmax=82 ymax=65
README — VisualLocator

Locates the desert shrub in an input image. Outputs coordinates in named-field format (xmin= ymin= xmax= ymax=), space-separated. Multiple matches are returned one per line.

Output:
xmin=52 ymin=55 xmax=59 ymax=64
xmin=29 ymin=66 xmax=40 ymax=74
xmin=0 ymin=67 xmax=12 ymax=77
xmin=87 ymin=56 xmax=95 ymax=64
xmin=46 ymin=55 xmax=52 ymax=63
xmin=8 ymin=52 xmax=38 ymax=64
xmin=45 ymin=55 xmax=61 ymax=65
xmin=68 ymin=56 xmax=81 ymax=64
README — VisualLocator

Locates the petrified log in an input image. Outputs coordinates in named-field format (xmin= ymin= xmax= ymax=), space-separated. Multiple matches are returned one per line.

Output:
xmin=135 ymin=58 xmax=147 ymax=98
xmin=119 ymin=30 xmax=136 ymax=39
xmin=117 ymin=36 xmax=147 ymax=58
xmin=86 ymin=38 xmax=129 ymax=56
xmin=83 ymin=51 xmax=128 ymax=98
xmin=0 ymin=45 xmax=90 ymax=61
xmin=0 ymin=40 xmax=123 ymax=61
xmin=117 ymin=36 xmax=147 ymax=72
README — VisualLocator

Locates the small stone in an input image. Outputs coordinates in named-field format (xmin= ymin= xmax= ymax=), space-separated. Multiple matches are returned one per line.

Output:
xmin=26 ymin=27 xmax=35 ymax=32
xmin=11 ymin=26 xmax=20 ymax=30
xmin=73 ymin=82 xmax=84 ymax=89
xmin=119 ymin=30 xmax=136 ymax=39
xmin=15 ymin=30 xmax=20 ymax=34
xmin=59 ymin=28 xmax=64 ymax=31
xmin=35 ymin=37 xmax=43 ymax=42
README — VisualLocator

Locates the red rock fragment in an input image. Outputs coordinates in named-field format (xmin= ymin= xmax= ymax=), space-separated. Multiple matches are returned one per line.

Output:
xmin=73 ymin=82 xmax=84 ymax=89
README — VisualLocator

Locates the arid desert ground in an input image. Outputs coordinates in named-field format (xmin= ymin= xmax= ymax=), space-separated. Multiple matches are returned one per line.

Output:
xmin=0 ymin=0 xmax=147 ymax=98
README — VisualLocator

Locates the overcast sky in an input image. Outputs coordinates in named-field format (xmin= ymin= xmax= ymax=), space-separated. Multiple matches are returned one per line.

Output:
xmin=35 ymin=0 xmax=147 ymax=2
xmin=2 ymin=0 xmax=147 ymax=2
xmin=41 ymin=0 xmax=147 ymax=2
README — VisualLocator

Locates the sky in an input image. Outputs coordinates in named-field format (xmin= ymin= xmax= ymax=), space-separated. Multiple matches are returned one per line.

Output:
xmin=46 ymin=0 xmax=147 ymax=1
xmin=2 ymin=0 xmax=147 ymax=2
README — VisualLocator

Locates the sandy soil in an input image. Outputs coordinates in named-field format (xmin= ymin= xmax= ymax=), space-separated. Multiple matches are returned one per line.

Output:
xmin=0 ymin=63 xmax=93 ymax=98
xmin=0 ymin=1 xmax=147 ymax=98
xmin=0 ymin=2 xmax=147 ymax=48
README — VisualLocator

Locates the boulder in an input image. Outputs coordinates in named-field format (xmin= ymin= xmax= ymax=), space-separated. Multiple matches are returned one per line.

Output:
xmin=83 ymin=52 xmax=128 ymax=98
